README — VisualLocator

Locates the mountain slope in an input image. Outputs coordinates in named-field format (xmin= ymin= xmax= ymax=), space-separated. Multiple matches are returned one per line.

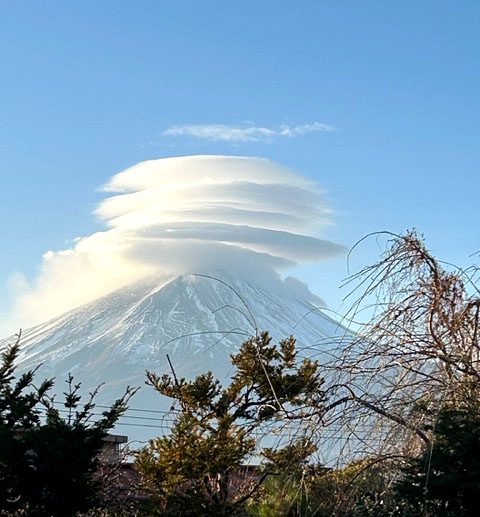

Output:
xmin=1 ymin=272 xmax=348 ymax=438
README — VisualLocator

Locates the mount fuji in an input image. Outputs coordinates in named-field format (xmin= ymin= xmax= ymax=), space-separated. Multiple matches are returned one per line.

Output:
xmin=0 ymin=155 xmax=349 ymax=440
xmin=1 ymin=270 xmax=347 ymax=439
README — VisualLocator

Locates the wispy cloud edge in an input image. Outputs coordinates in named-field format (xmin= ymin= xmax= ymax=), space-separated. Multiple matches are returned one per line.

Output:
xmin=162 ymin=122 xmax=335 ymax=142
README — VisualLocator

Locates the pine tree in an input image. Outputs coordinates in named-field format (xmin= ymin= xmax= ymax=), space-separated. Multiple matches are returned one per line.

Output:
xmin=0 ymin=333 xmax=136 ymax=516
xmin=135 ymin=331 xmax=326 ymax=516
xmin=395 ymin=406 xmax=480 ymax=516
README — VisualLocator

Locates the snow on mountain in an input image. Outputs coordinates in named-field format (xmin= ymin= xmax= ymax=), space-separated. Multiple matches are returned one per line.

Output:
xmin=0 ymin=155 xmax=349 ymax=442
xmin=1 ymin=270 xmax=348 ymax=440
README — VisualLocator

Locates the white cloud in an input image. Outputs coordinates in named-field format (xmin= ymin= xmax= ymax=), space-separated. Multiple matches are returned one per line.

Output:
xmin=162 ymin=122 xmax=335 ymax=142
xmin=1 ymin=155 xmax=345 ymax=335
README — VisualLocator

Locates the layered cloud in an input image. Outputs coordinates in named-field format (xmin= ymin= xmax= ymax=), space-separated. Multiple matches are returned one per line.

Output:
xmin=162 ymin=122 xmax=334 ymax=142
xmin=3 ymin=155 xmax=345 ymax=334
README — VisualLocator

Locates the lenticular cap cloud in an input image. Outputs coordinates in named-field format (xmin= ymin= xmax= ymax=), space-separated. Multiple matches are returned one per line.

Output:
xmin=3 ymin=155 xmax=346 ymax=334
xmin=102 ymin=155 xmax=309 ymax=191
xmin=96 ymin=155 xmax=344 ymax=265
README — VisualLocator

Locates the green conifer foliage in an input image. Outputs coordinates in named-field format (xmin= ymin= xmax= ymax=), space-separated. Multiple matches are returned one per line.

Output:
xmin=0 ymin=333 xmax=136 ymax=517
xmin=395 ymin=406 xmax=480 ymax=516
xmin=135 ymin=331 xmax=326 ymax=516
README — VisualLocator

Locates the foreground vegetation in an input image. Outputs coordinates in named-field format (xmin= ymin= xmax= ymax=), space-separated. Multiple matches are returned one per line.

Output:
xmin=2 ymin=232 xmax=480 ymax=516
xmin=0 ymin=337 xmax=137 ymax=516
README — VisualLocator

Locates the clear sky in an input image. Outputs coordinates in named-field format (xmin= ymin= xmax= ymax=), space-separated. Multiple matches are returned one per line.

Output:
xmin=1 ymin=1 xmax=479 ymax=328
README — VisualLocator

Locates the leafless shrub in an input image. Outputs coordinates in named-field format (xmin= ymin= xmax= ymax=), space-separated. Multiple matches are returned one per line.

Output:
xmin=315 ymin=231 xmax=480 ymax=466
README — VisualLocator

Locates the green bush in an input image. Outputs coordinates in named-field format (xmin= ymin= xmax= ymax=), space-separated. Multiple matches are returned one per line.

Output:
xmin=0 ymin=334 xmax=136 ymax=517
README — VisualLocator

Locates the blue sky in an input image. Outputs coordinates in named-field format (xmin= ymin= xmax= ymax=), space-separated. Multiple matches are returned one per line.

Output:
xmin=1 ymin=1 xmax=479 ymax=325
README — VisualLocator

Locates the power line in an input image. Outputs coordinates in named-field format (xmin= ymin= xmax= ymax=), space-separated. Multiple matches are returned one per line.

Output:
xmin=51 ymin=400 xmax=179 ymax=415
